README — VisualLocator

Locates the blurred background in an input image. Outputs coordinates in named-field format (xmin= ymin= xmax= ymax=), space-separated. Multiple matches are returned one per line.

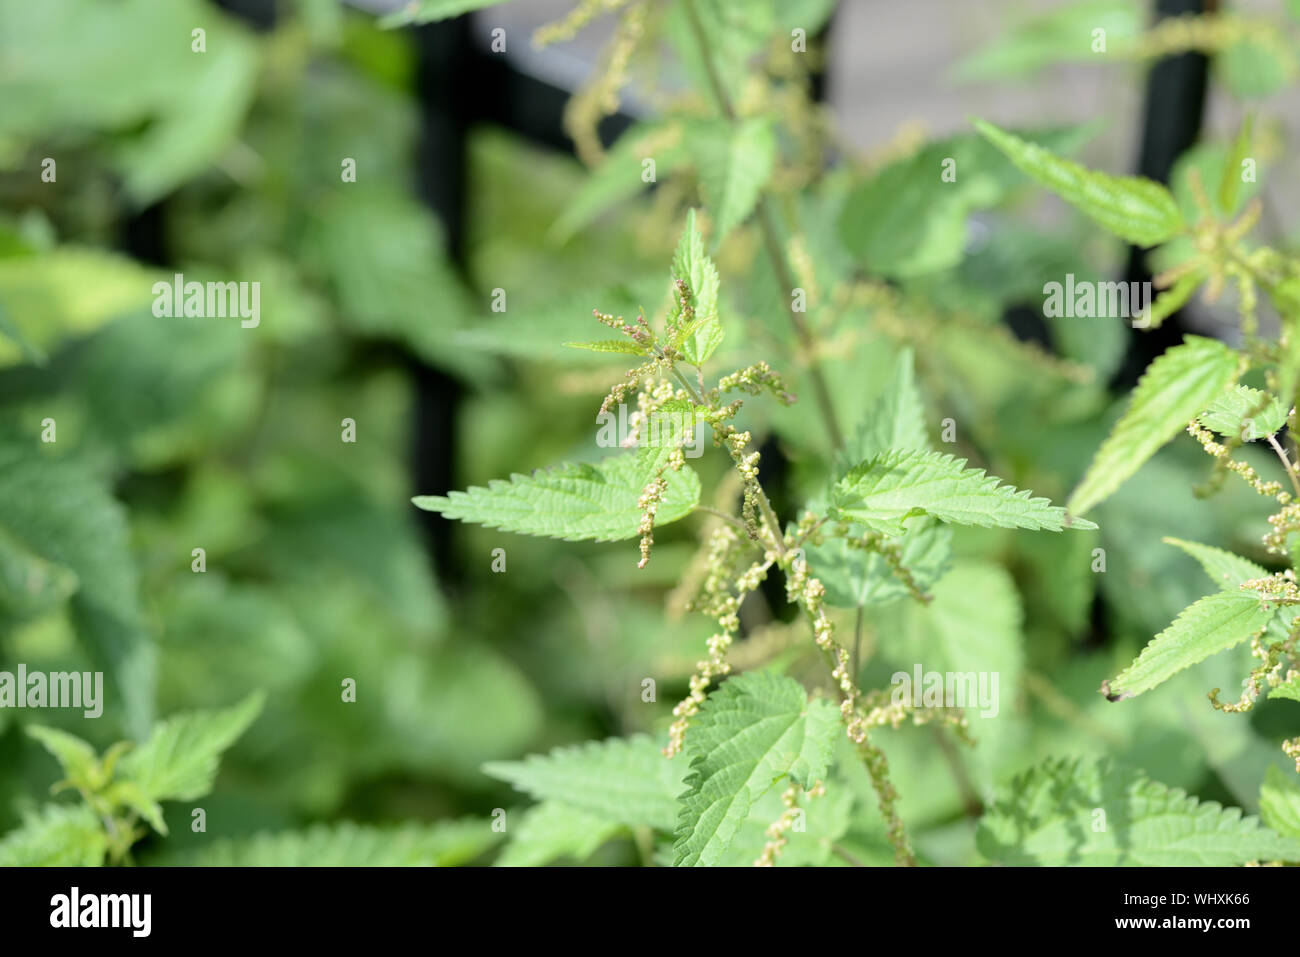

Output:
xmin=2 ymin=0 xmax=1299 ymax=865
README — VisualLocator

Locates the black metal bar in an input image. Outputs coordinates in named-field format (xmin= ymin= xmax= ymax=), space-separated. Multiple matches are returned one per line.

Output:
xmin=409 ymin=16 xmax=474 ymax=583
xmin=407 ymin=19 xmax=637 ymax=582
xmin=1113 ymin=0 xmax=1211 ymax=388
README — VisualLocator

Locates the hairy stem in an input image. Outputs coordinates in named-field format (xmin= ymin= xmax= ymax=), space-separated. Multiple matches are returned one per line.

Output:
xmin=931 ymin=724 xmax=982 ymax=818
xmin=1024 ymin=671 xmax=1126 ymax=748
xmin=668 ymin=357 xmax=788 ymax=556
xmin=830 ymin=842 xmax=866 ymax=867
xmin=695 ymin=504 xmax=751 ymax=535
xmin=1267 ymin=432 xmax=1300 ymax=499
xmin=852 ymin=604 xmax=864 ymax=681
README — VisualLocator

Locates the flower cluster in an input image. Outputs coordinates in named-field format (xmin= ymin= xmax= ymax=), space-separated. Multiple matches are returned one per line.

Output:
xmin=664 ymin=525 xmax=773 ymax=757
xmin=584 ymin=260 xmax=930 ymax=865
xmin=842 ymin=527 xmax=934 ymax=604
xmin=713 ymin=361 xmax=795 ymax=405
xmin=754 ymin=782 xmax=824 ymax=867
xmin=554 ymin=0 xmax=648 ymax=165
xmin=1187 ymin=419 xmax=1287 ymax=501
xmin=1240 ymin=572 xmax=1300 ymax=604
xmin=1210 ymin=618 xmax=1299 ymax=714
xmin=533 ymin=0 xmax=630 ymax=49
xmin=1264 ymin=502 xmax=1300 ymax=556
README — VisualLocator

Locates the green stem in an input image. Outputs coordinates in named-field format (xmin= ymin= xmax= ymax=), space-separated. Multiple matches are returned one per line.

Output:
xmin=1024 ymin=671 xmax=1125 ymax=748
xmin=1267 ymin=433 xmax=1300 ymax=499
xmin=679 ymin=0 xmax=844 ymax=450
xmin=830 ymin=842 xmax=866 ymax=867
xmin=667 ymin=357 xmax=788 ymax=557
xmin=791 ymin=516 xmax=828 ymax=550
xmin=852 ymin=605 xmax=864 ymax=681
xmin=930 ymin=724 xmax=982 ymax=819
xmin=667 ymin=361 xmax=706 ymax=405
xmin=695 ymin=504 xmax=750 ymax=535
xmin=633 ymin=826 xmax=655 ymax=866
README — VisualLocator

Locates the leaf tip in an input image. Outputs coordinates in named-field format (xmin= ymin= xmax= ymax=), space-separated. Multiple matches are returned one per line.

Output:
xmin=1100 ymin=679 xmax=1132 ymax=702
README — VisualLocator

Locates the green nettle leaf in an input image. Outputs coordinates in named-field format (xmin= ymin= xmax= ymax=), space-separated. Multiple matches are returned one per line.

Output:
xmin=551 ymin=120 xmax=689 ymax=242
xmin=413 ymin=448 xmax=701 ymax=543
xmin=116 ymin=27 xmax=258 ymax=205
xmin=175 ymin=819 xmax=499 ymax=866
xmin=0 ymin=440 xmax=156 ymax=735
xmin=561 ymin=338 xmax=649 ymax=356
xmin=974 ymin=119 xmax=1184 ymax=247
xmin=26 ymin=726 xmax=100 ymax=790
xmin=104 ymin=779 xmax=167 ymax=835
xmin=978 ymin=758 xmax=1300 ymax=865
xmin=1162 ymin=537 xmax=1268 ymax=590
xmin=876 ymin=560 xmax=1024 ymax=710
xmin=839 ymin=126 xmax=1092 ymax=279
xmin=690 ymin=116 xmax=776 ymax=246
xmin=1259 ymin=766 xmax=1300 ymax=839
xmin=834 ymin=348 xmax=930 ymax=478
xmin=494 ymin=801 xmax=623 ymax=867
xmin=484 ymin=734 xmax=688 ymax=831
xmin=809 ymin=351 xmax=960 ymax=606
xmin=1103 ymin=592 xmax=1276 ymax=700
xmin=1218 ymin=36 xmax=1295 ymax=100
xmin=953 ymin=0 xmax=1142 ymax=80
xmin=305 ymin=190 xmax=483 ymax=377
xmin=832 ymin=448 xmax=1096 ymax=534
xmin=118 ymin=692 xmax=264 ymax=821
xmin=0 ymin=249 xmax=156 ymax=367
xmin=0 ymin=804 xmax=107 ymax=867
xmin=1067 ymin=335 xmax=1240 ymax=516
xmin=0 ymin=527 xmax=80 ymax=623
xmin=673 ymin=671 xmax=839 ymax=867
xmin=1199 ymin=385 xmax=1287 ymax=441
xmin=379 ymin=0 xmax=512 ymax=27
xmin=668 ymin=210 xmax=723 ymax=365
xmin=0 ymin=0 xmax=259 ymax=205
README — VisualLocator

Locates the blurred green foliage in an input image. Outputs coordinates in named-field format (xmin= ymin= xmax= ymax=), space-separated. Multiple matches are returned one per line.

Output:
xmin=1 ymin=0 xmax=1299 ymax=866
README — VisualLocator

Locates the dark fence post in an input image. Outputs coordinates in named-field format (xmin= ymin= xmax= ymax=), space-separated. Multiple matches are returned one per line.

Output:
xmin=409 ymin=16 xmax=474 ymax=584
xmin=1114 ymin=0 xmax=1211 ymax=387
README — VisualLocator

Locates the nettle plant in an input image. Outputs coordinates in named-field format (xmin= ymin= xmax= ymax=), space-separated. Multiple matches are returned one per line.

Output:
xmin=420 ymin=210 xmax=1094 ymax=866
xmin=2 ymin=691 xmax=497 ymax=867
xmin=969 ymin=117 xmax=1300 ymax=854
xmin=407 ymin=0 xmax=1300 ymax=866
xmin=966 ymin=123 xmax=1300 ymax=743
xmin=1 ymin=695 xmax=262 ymax=866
